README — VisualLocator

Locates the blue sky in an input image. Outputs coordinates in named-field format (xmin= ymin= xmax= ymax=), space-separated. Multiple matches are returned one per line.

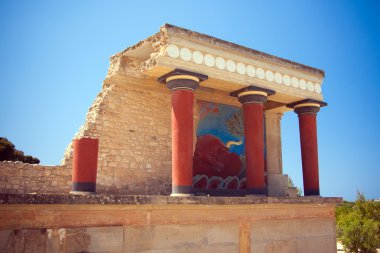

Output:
xmin=1 ymin=1 xmax=379 ymax=201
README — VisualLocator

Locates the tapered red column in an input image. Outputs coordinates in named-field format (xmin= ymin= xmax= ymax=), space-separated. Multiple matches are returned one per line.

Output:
xmin=158 ymin=69 xmax=207 ymax=196
xmin=231 ymin=86 xmax=275 ymax=195
xmin=288 ymin=99 xmax=327 ymax=196
xmin=71 ymin=137 xmax=99 ymax=194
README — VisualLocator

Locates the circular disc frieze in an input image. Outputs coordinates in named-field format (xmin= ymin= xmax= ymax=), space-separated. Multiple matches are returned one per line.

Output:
xmin=291 ymin=77 xmax=299 ymax=88
xmin=274 ymin=72 xmax=282 ymax=84
xmin=246 ymin=65 xmax=256 ymax=77
xmin=314 ymin=83 xmax=322 ymax=94
xmin=266 ymin=70 xmax=274 ymax=82
xmin=166 ymin=44 xmax=322 ymax=95
xmin=166 ymin=44 xmax=179 ymax=58
xmin=299 ymin=79 xmax=307 ymax=90
xmin=307 ymin=81 xmax=314 ymax=92
xmin=237 ymin=63 xmax=246 ymax=75
xmin=180 ymin=47 xmax=192 ymax=61
xmin=192 ymin=51 xmax=203 ymax=64
xmin=204 ymin=54 xmax=215 ymax=67
xmin=283 ymin=75 xmax=291 ymax=86
xmin=256 ymin=68 xmax=265 ymax=79
xmin=226 ymin=59 xmax=236 ymax=72
xmin=215 ymin=57 xmax=226 ymax=70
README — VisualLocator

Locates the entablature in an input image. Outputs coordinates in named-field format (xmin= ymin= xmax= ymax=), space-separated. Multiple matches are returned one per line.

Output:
xmin=114 ymin=24 xmax=325 ymax=112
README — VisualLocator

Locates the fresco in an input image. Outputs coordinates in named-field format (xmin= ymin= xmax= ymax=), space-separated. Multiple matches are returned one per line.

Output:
xmin=193 ymin=101 xmax=247 ymax=190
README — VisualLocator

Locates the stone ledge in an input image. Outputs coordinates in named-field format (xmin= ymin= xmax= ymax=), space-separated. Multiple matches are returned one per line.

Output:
xmin=0 ymin=193 xmax=342 ymax=205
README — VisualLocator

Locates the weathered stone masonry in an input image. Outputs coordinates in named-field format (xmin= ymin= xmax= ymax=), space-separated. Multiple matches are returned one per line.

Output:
xmin=0 ymin=161 xmax=70 ymax=194
xmin=64 ymin=82 xmax=174 ymax=195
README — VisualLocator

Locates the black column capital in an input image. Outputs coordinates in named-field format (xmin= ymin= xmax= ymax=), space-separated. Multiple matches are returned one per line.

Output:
xmin=158 ymin=69 xmax=208 ymax=91
xmin=287 ymin=99 xmax=327 ymax=115
xmin=230 ymin=85 xmax=275 ymax=105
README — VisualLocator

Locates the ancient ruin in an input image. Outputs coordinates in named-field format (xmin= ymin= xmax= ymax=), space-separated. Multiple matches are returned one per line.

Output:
xmin=0 ymin=24 xmax=341 ymax=252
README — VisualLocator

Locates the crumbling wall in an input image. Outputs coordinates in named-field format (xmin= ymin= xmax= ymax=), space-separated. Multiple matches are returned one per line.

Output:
xmin=62 ymin=78 xmax=173 ymax=194
xmin=0 ymin=161 xmax=71 ymax=194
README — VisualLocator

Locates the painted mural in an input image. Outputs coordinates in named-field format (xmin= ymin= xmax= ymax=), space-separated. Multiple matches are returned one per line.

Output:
xmin=193 ymin=101 xmax=247 ymax=190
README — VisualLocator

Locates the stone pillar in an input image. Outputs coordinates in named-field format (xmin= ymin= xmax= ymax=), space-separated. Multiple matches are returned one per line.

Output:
xmin=265 ymin=111 xmax=283 ymax=175
xmin=265 ymin=111 xmax=289 ymax=197
xmin=288 ymin=99 xmax=327 ymax=196
xmin=158 ymin=69 xmax=207 ymax=196
xmin=231 ymin=86 xmax=275 ymax=195
xmin=71 ymin=137 xmax=99 ymax=194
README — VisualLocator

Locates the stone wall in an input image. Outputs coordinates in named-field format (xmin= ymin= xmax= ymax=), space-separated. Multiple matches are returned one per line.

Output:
xmin=0 ymin=221 xmax=336 ymax=253
xmin=0 ymin=195 xmax=340 ymax=253
xmin=0 ymin=161 xmax=71 ymax=194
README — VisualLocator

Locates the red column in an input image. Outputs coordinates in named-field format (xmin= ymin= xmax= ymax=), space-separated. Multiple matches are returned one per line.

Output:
xmin=171 ymin=89 xmax=195 ymax=195
xmin=158 ymin=69 xmax=207 ymax=196
xmin=231 ymin=86 xmax=275 ymax=195
xmin=71 ymin=137 xmax=99 ymax=194
xmin=243 ymin=102 xmax=266 ymax=193
xmin=294 ymin=104 xmax=322 ymax=196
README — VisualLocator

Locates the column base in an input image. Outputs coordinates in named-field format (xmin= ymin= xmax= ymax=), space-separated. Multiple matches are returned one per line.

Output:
xmin=304 ymin=189 xmax=320 ymax=196
xmin=170 ymin=193 xmax=194 ymax=197
xmin=245 ymin=187 xmax=267 ymax=196
xmin=172 ymin=185 xmax=193 ymax=196
xmin=70 ymin=191 xmax=97 ymax=195
xmin=72 ymin=182 xmax=96 ymax=193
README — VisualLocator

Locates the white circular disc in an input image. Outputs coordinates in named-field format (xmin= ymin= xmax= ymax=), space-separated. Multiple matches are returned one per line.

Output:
xmin=236 ymin=63 xmax=246 ymax=75
xmin=291 ymin=77 xmax=299 ymax=88
xmin=314 ymin=83 xmax=322 ymax=94
xmin=307 ymin=81 xmax=314 ymax=92
xmin=226 ymin=59 xmax=236 ymax=72
xmin=283 ymin=75 xmax=291 ymax=86
xmin=256 ymin=68 xmax=265 ymax=79
xmin=215 ymin=57 xmax=226 ymax=70
xmin=192 ymin=51 xmax=203 ymax=64
xmin=299 ymin=79 xmax=307 ymax=90
xmin=180 ymin=47 xmax=192 ymax=61
xmin=204 ymin=54 xmax=215 ymax=67
xmin=166 ymin=44 xmax=179 ymax=58
xmin=274 ymin=72 xmax=283 ymax=84
xmin=246 ymin=65 xmax=256 ymax=77
xmin=266 ymin=70 xmax=274 ymax=82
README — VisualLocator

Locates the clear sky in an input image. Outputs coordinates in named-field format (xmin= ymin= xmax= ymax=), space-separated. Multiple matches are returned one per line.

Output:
xmin=1 ymin=0 xmax=379 ymax=201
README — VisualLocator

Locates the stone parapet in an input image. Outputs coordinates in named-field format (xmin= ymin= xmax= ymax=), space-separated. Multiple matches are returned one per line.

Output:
xmin=0 ymin=193 xmax=342 ymax=205
xmin=0 ymin=194 xmax=341 ymax=253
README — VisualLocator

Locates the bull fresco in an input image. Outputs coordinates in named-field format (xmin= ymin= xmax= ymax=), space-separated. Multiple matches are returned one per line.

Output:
xmin=193 ymin=101 xmax=247 ymax=190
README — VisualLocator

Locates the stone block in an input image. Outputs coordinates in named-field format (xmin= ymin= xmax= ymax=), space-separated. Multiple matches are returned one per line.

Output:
xmin=251 ymin=218 xmax=336 ymax=252
xmin=267 ymin=174 xmax=288 ymax=197
xmin=0 ymin=229 xmax=47 ymax=253
xmin=0 ymin=230 xmax=12 ymax=251
xmin=296 ymin=235 xmax=336 ymax=253
xmin=87 ymin=226 xmax=123 ymax=252
xmin=46 ymin=229 xmax=60 ymax=253
xmin=124 ymin=223 xmax=239 ymax=253
xmin=65 ymin=228 xmax=91 ymax=253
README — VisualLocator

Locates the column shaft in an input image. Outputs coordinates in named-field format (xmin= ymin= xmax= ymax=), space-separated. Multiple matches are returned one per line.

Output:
xmin=72 ymin=138 xmax=99 ymax=193
xmin=231 ymin=86 xmax=275 ymax=195
xmin=158 ymin=69 xmax=207 ymax=196
xmin=171 ymin=89 xmax=195 ymax=194
xmin=288 ymin=99 xmax=326 ymax=196
xmin=298 ymin=113 xmax=320 ymax=196
xmin=243 ymin=102 xmax=266 ymax=193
